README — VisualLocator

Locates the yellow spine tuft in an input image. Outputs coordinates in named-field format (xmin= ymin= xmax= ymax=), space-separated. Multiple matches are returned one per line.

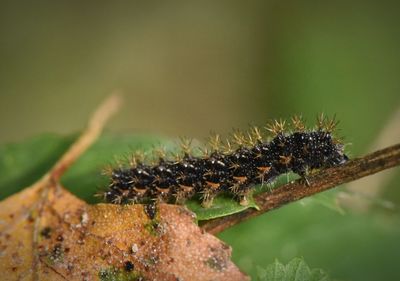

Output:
xmin=291 ymin=115 xmax=306 ymax=131
xmin=265 ymin=119 xmax=286 ymax=135
xmin=208 ymin=133 xmax=222 ymax=152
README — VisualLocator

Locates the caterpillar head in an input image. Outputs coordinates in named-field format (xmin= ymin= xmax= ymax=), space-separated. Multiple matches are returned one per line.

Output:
xmin=327 ymin=142 xmax=349 ymax=166
xmin=319 ymin=132 xmax=349 ymax=167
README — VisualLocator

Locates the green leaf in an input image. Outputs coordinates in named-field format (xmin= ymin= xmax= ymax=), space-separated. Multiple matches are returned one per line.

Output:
xmin=0 ymin=133 xmax=76 ymax=199
xmin=257 ymin=259 xmax=285 ymax=281
xmin=254 ymin=172 xmax=299 ymax=196
xmin=257 ymin=258 xmax=332 ymax=281
xmin=310 ymin=268 xmax=331 ymax=281
xmin=186 ymin=193 xmax=259 ymax=221
xmin=286 ymin=258 xmax=311 ymax=281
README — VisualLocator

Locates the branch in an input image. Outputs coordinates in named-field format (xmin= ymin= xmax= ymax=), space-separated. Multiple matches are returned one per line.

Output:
xmin=201 ymin=143 xmax=400 ymax=235
xmin=50 ymin=93 xmax=121 ymax=181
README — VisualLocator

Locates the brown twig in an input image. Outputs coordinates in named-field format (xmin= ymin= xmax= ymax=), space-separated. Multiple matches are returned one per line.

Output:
xmin=201 ymin=143 xmax=400 ymax=235
xmin=50 ymin=93 xmax=121 ymax=181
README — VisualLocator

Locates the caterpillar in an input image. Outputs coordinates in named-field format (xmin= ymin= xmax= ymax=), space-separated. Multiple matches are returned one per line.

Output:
xmin=102 ymin=115 xmax=348 ymax=208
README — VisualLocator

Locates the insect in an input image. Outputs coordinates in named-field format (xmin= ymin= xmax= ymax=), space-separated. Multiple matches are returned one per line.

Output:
xmin=101 ymin=114 xmax=348 ymax=208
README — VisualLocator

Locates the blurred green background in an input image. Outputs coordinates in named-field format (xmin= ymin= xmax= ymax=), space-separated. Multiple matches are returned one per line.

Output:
xmin=1 ymin=1 xmax=400 ymax=280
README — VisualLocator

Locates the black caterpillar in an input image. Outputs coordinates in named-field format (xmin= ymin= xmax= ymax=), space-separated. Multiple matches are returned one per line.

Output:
xmin=102 ymin=115 xmax=348 ymax=207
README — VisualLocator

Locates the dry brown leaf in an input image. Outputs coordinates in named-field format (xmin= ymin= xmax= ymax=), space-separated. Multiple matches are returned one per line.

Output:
xmin=0 ymin=183 xmax=248 ymax=281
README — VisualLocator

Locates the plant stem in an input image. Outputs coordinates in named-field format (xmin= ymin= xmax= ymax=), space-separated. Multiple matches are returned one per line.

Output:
xmin=201 ymin=143 xmax=400 ymax=234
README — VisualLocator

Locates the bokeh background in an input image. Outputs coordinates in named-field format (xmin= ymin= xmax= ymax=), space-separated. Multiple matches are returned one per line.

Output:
xmin=1 ymin=1 xmax=400 ymax=280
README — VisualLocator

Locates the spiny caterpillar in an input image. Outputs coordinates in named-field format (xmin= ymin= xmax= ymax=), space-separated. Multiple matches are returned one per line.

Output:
xmin=102 ymin=115 xmax=348 ymax=208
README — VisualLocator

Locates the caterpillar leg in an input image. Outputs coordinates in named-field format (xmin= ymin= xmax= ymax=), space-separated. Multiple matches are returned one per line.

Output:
xmin=144 ymin=201 xmax=158 ymax=220
xmin=153 ymin=187 xmax=172 ymax=204
xmin=240 ymin=188 xmax=255 ymax=206
xmin=239 ymin=194 xmax=249 ymax=206
xmin=293 ymin=163 xmax=311 ymax=186
xmin=174 ymin=184 xmax=196 ymax=204
xmin=301 ymin=175 xmax=311 ymax=186
xmin=201 ymin=190 xmax=217 ymax=208
xmin=233 ymin=186 xmax=253 ymax=206
xmin=296 ymin=168 xmax=311 ymax=186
